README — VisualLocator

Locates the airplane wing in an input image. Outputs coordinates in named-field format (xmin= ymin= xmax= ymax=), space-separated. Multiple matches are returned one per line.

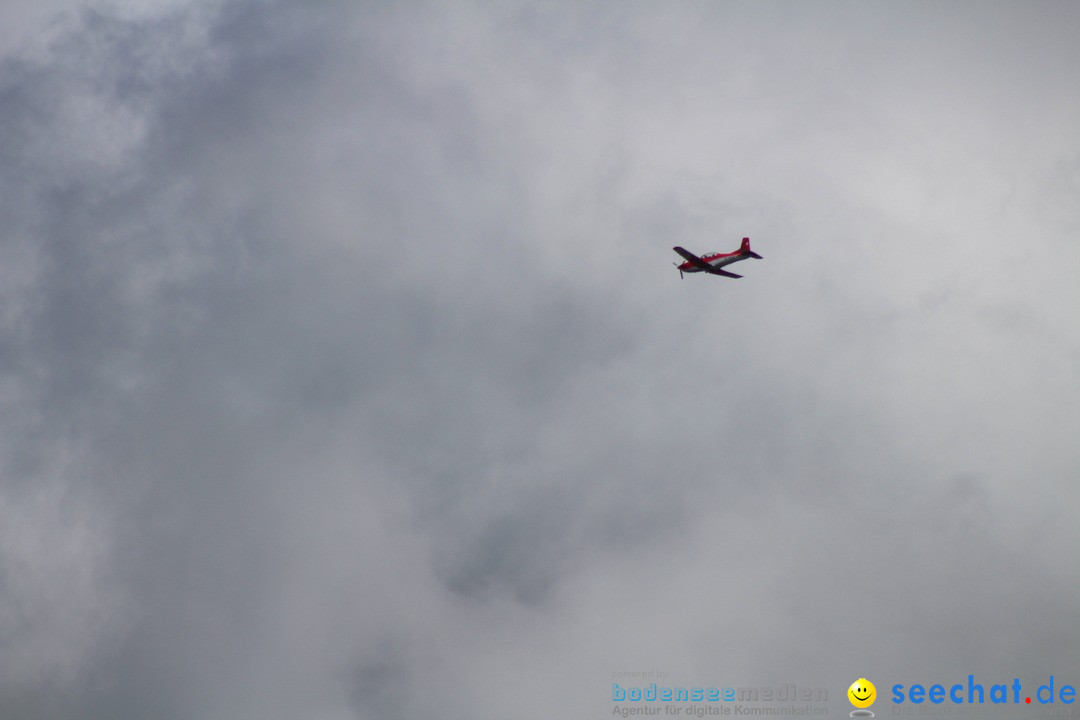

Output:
xmin=672 ymin=246 xmax=714 ymax=273
xmin=673 ymin=247 xmax=743 ymax=278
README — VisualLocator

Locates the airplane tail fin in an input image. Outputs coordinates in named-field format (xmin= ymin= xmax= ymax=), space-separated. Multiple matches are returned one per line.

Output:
xmin=741 ymin=237 xmax=763 ymax=259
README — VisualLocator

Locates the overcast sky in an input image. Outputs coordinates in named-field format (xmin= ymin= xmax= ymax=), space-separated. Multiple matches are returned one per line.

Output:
xmin=1 ymin=2 xmax=1078 ymax=719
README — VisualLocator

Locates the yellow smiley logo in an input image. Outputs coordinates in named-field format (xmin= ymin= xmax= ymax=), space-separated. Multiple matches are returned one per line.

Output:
xmin=848 ymin=678 xmax=876 ymax=709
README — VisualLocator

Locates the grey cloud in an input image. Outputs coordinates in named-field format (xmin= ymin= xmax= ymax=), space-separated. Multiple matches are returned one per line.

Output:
xmin=1 ymin=2 xmax=1078 ymax=719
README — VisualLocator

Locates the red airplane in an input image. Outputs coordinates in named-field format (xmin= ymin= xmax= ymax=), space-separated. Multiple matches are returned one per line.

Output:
xmin=673 ymin=237 xmax=762 ymax=279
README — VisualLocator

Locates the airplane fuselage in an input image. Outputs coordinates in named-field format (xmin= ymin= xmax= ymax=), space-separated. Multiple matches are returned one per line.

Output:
xmin=672 ymin=238 xmax=762 ymax=279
